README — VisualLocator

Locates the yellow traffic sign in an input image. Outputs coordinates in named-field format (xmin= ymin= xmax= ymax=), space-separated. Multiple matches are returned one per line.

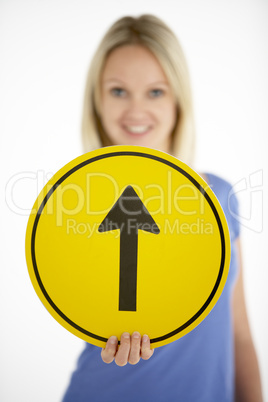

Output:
xmin=25 ymin=145 xmax=230 ymax=348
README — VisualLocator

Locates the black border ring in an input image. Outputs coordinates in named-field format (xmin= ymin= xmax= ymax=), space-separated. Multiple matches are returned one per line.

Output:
xmin=31 ymin=151 xmax=226 ymax=344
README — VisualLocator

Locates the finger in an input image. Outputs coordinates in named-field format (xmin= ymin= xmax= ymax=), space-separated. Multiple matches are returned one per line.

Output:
xmin=101 ymin=336 xmax=118 ymax=364
xmin=114 ymin=332 xmax=131 ymax=367
xmin=141 ymin=334 xmax=154 ymax=360
xmin=128 ymin=332 xmax=141 ymax=365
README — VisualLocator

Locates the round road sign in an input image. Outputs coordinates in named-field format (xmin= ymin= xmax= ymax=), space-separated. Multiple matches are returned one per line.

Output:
xmin=25 ymin=145 xmax=230 ymax=348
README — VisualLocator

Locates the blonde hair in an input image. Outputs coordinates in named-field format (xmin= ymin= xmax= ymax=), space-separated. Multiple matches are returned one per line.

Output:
xmin=82 ymin=14 xmax=195 ymax=165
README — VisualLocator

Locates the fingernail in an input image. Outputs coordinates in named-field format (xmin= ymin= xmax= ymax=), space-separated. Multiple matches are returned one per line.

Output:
xmin=143 ymin=334 xmax=149 ymax=342
xmin=110 ymin=336 xmax=117 ymax=344
xmin=133 ymin=331 xmax=140 ymax=339
xmin=122 ymin=332 xmax=130 ymax=339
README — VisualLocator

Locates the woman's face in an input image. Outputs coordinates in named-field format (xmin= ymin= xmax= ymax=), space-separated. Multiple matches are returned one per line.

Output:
xmin=99 ymin=45 xmax=177 ymax=153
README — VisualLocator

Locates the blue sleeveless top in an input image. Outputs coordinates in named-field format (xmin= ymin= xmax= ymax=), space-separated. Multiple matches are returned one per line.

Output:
xmin=62 ymin=173 xmax=240 ymax=402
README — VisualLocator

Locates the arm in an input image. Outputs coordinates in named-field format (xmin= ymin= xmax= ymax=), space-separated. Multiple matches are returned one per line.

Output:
xmin=233 ymin=238 xmax=263 ymax=402
xmin=101 ymin=332 xmax=154 ymax=366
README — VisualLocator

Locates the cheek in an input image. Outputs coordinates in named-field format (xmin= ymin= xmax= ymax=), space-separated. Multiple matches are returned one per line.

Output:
xmin=101 ymin=99 xmax=123 ymax=125
xmin=157 ymin=101 xmax=177 ymax=130
xmin=100 ymin=99 xmax=124 ymax=141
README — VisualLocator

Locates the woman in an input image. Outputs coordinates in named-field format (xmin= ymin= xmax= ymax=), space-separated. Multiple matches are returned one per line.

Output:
xmin=63 ymin=15 xmax=262 ymax=401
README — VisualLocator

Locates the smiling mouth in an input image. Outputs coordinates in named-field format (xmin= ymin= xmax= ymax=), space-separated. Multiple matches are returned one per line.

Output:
xmin=123 ymin=125 xmax=151 ymax=135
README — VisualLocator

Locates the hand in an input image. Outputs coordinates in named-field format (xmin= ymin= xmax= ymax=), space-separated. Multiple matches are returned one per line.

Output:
xmin=101 ymin=332 xmax=154 ymax=366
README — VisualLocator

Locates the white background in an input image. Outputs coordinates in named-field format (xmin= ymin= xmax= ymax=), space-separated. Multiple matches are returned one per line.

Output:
xmin=1 ymin=0 xmax=267 ymax=401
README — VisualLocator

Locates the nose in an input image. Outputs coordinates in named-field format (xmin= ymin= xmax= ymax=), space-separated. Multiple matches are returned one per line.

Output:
xmin=125 ymin=96 xmax=148 ymax=119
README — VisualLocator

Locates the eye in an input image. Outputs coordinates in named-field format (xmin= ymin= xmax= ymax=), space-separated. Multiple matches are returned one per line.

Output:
xmin=110 ymin=88 xmax=127 ymax=97
xmin=149 ymin=89 xmax=164 ymax=98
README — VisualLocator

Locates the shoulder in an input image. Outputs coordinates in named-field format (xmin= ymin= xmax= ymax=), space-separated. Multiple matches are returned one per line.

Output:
xmin=204 ymin=172 xmax=233 ymax=197
xmin=204 ymin=172 xmax=240 ymax=241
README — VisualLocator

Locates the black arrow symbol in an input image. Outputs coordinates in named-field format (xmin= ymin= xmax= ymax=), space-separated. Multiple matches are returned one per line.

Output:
xmin=98 ymin=185 xmax=160 ymax=312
